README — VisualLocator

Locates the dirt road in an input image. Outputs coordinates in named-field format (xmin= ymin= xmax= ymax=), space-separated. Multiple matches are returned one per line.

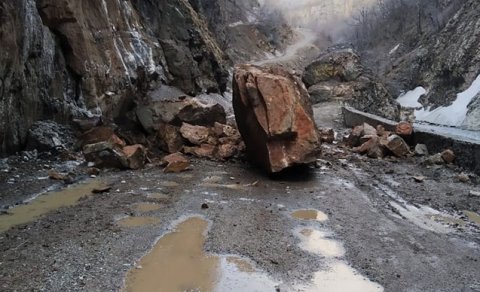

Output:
xmin=1 ymin=33 xmax=480 ymax=292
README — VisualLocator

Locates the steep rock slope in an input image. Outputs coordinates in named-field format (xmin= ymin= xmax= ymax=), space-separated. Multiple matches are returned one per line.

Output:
xmin=0 ymin=0 xmax=264 ymax=154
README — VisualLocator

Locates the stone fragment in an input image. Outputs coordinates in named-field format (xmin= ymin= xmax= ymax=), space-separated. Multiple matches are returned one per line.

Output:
xmin=157 ymin=123 xmax=184 ymax=153
xmin=441 ymin=149 xmax=456 ymax=164
xmin=184 ymin=144 xmax=216 ymax=158
xmin=162 ymin=153 xmax=190 ymax=173
xmin=396 ymin=121 xmax=413 ymax=136
xmin=413 ymin=176 xmax=426 ymax=183
xmin=414 ymin=144 xmax=429 ymax=156
xmin=469 ymin=190 xmax=480 ymax=197
xmin=217 ymin=144 xmax=237 ymax=160
xmin=122 ymin=145 xmax=147 ymax=170
xmin=385 ymin=135 xmax=410 ymax=157
xmin=427 ymin=153 xmax=445 ymax=165
xmin=80 ymin=127 xmax=126 ymax=148
xmin=233 ymin=65 xmax=321 ymax=173
xmin=346 ymin=125 xmax=364 ymax=147
xmin=319 ymin=128 xmax=335 ymax=143
xmin=26 ymin=120 xmax=75 ymax=152
xmin=48 ymin=169 xmax=66 ymax=181
xmin=180 ymin=123 xmax=211 ymax=146
xmin=83 ymin=142 xmax=128 ymax=169
xmin=362 ymin=123 xmax=377 ymax=136
xmin=353 ymin=135 xmax=385 ymax=159
xmin=457 ymin=173 xmax=470 ymax=183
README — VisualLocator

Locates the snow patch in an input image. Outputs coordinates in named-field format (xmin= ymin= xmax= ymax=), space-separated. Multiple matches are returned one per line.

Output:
xmin=415 ymin=74 xmax=480 ymax=127
xmin=396 ymin=87 xmax=426 ymax=108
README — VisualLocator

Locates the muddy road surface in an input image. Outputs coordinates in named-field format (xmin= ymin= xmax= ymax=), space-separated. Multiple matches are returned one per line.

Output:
xmin=1 ymin=101 xmax=479 ymax=291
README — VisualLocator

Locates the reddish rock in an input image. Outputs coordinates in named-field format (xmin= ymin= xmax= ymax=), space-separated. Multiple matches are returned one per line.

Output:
xmin=217 ymin=143 xmax=237 ymax=160
xmin=385 ymin=135 xmax=410 ymax=157
xmin=162 ymin=153 xmax=190 ymax=173
xmin=157 ymin=123 xmax=183 ymax=153
xmin=233 ymin=65 xmax=321 ymax=173
xmin=376 ymin=125 xmax=386 ymax=136
xmin=122 ymin=145 xmax=147 ymax=170
xmin=213 ymin=122 xmax=239 ymax=138
xmin=80 ymin=127 xmax=126 ymax=148
xmin=441 ymin=149 xmax=456 ymax=164
xmin=184 ymin=144 xmax=217 ymax=158
xmin=396 ymin=121 xmax=413 ymax=136
xmin=180 ymin=123 xmax=212 ymax=146
xmin=353 ymin=135 xmax=385 ymax=158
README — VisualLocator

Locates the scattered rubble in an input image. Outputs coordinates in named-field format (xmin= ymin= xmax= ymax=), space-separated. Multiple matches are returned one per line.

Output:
xmin=26 ymin=121 xmax=75 ymax=152
xmin=162 ymin=153 xmax=190 ymax=173
xmin=233 ymin=64 xmax=321 ymax=173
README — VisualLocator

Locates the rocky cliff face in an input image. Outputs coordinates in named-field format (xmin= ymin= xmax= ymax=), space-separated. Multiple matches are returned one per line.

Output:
xmin=0 ymin=0 xmax=267 ymax=155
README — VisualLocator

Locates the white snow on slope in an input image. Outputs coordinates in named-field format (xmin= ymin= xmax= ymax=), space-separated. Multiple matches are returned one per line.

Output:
xmin=415 ymin=74 xmax=480 ymax=127
xmin=396 ymin=86 xmax=426 ymax=108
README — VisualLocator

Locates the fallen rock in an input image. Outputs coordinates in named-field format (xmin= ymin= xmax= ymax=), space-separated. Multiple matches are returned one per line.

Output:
xmin=363 ymin=123 xmax=377 ymax=136
xmin=184 ymin=144 xmax=217 ymax=158
xmin=233 ymin=65 xmax=321 ymax=173
xmin=122 ymin=145 xmax=147 ymax=170
xmin=415 ymin=144 xmax=429 ymax=156
xmin=353 ymin=135 xmax=385 ymax=159
xmin=396 ymin=122 xmax=413 ymax=136
xmin=441 ymin=149 xmax=456 ymax=164
xmin=346 ymin=125 xmax=364 ymax=147
xmin=80 ymin=127 xmax=126 ymax=148
xmin=385 ymin=135 xmax=410 ymax=157
xmin=26 ymin=120 xmax=75 ymax=152
xmin=217 ymin=143 xmax=237 ymax=160
xmin=180 ymin=123 xmax=211 ymax=146
xmin=83 ymin=142 xmax=128 ymax=169
xmin=162 ymin=153 xmax=190 ymax=173
xmin=151 ymin=97 xmax=226 ymax=127
xmin=427 ymin=153 xmax=445 ymax=165
xmin=469 ymin=190 xmax=480 ymax=197
xmin=457 ymin=173 xmax=470 ymax=183
xmin=48 ymin=169 xmax=67 ymax=181
xmin=157 ymin=123 xmax=184 ymax=154
xmin=319 ymin=128 xmax=335 ymax=143
xmin=413 ymin=176 xmax=426 ymax=183
xmin=92 ymin=185 xmax=112 ymax=194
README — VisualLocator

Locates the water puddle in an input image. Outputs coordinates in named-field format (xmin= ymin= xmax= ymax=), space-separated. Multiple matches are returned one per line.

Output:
xmin=292 ymin=209 xmax=383 ymax=291
xmin=292 ymin=209 xmax=328 ymax=222
xmin=0 ymin=180 xmax=106 ymax=233
xmin=296 ymin=228 xmax=345 ymax=258
xmin=117 ymin=216 xmax=160 ymax=228
xmin=464 ymin=211 xmax=480 ymax=225
xmin=123 ymin=216 xmax=278 ymax=292
xmin=132 ymin=203 xmax=163 ymax=213
xmin=297 ymin=261 xmax=384 ymax=292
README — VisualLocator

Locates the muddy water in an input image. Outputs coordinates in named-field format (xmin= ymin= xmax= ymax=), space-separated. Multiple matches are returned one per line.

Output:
xmin=132 ymin=203 xmax=162 ymax=213
xmin=0 ymin=180 xmax=106 ymax=233
xmin=117 ymin=216 xmax=160 ymax=228
xmin=292 ymin=209 xmax=328 ymax=222
xmin=123 ymin=217 xmax=278 ymax=292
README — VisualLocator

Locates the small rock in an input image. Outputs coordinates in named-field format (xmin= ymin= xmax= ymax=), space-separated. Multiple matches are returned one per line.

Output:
xmin=79 ymin=127 xmax=126 ymax=148
xmin=385 ymin=135 xmax=410 ymax=157
xmin=217 ymin=143 xmax=237 ymax=160
xmin=180 ymin=123 xmax=211 ymax=146
xmin=345 ymin=125 xmax=364 ymax=147
xmin=414 ymin=144 xmax=429 ymax=156
xmin=122 ymin=145 xmax=147 ymax=170
xmin=157 ymin=123 xmax=184 ymax=154
xmin=395 ymin=121 xmax=413 ymax=136
xmin=457 ymin=173 xmax=470 ymax=183
xmin=86 ymin=168 xmax=100 ymax=176
xmin=184 ymin=144 xmax=216 ymax=158
xmin=319 ymin=128 xmax=335 ymax=143
xmin=441 ymin=149 xmax=456 ymax=164
xmin=362 ymin=123 xmax=377 ymax=136
xmin=48 ymin=169 xmax=66 ymax=181
xmin=162 ymin=153 xmax=190 ymax=173
xmin=426 ymin=153 xmax=445 ymax=165
xmin=413 ymin=176 xmax=426 ymax=183
xmin=83 ymin=142 xmax=128 ymax=169
xmin=92 ymin=185 xmax=112 ymax=194
xmin=469 ymin=190 xmax=480 ymax=197
xmin=201 ymin=203 xmax=209 ymax=209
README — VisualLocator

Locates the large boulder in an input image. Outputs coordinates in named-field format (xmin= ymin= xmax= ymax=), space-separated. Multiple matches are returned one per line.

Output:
xmin=233 ymin=64 xmax=321 ymax=173
xmin=303 ymin=48 xmax=363 ymax=88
